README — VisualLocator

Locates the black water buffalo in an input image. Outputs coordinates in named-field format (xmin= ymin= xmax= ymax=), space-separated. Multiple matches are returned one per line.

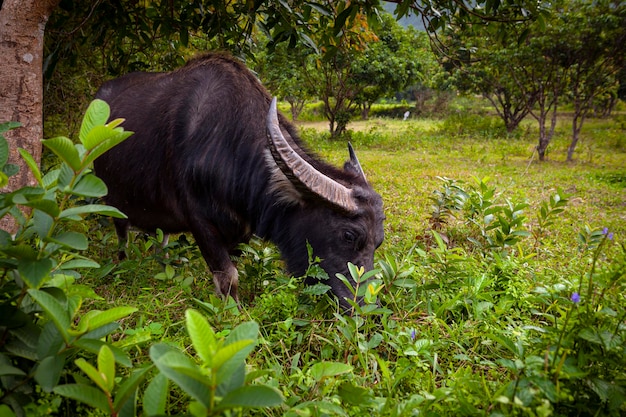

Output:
xmin=94 ymin=52 xmax=384 ymax=309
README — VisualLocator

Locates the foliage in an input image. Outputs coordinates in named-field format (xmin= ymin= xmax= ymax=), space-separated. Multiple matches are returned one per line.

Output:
xmin=4 ymin=97 xmax=626 ymax=415
xmin=0 ymin=102 xmax=134 ymax=415
xmin=349 ymin=14 xmax=427 ymax=120
xmin=443 ymin=0 xmax=626 ymax=160
xmin=0 ymin=102 xmax=282 ymax=416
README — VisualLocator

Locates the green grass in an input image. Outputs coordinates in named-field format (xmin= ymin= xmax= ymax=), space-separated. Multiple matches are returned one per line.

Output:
xmin=10 ymin=106 xmax=624 ymax=416
xmin=77 ymin=108 xmax=626 ymax=415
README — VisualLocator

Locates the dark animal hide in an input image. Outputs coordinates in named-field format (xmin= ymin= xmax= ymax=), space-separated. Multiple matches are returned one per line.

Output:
xmin=94 ymin=52 xmax=385 ymax=309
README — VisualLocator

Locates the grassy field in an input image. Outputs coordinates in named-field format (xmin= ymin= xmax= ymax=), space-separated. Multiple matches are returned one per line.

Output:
xmin=79 ymin=108 xmax=626 ymax=416
xmin=301 ymin=114 xmax=625 ymax=250
xmin=3 ymin=103 xmax=625 ymax=416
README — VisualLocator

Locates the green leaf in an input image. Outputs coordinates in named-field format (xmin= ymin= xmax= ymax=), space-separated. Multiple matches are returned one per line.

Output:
xmin=309 ymin=362 xmax=353 ymax=382
xmin=42 ymin=168 xmax=60 ymax=189
xmin=60 ymin=204 xmax=127 ymax=219
xmin=578 ymin=328 xmax=622 ymax=351
xmin=0 ymin=121 xmax=20 ymax=136
xmin=34 ymin=354 xmax=67 ymax=392
xmin=150 ymin=344 xmax=212 ymax=409
xmin=213 ymin=340 xmax=254 ymax=372
xmin=488 ymin=333 xmax=523 ymax=358
xmin=76 ymin=357 xmax=110 ymax=393
xmin=48 ymin=232 xmax=88 ymax=250
xmin=60 ymin=258 xmax=100 ymax=270
xmin=113 ymin=366 xmax=151 ymax=412
xmin=0 ymin=363 xmax=27 ymax=377
xmin=285 ymin=399 xmax=348 ymax=416
xmin=81 ymin=130 xmax=133 ymax=167
xmin=587 ymin=377 xmax=613 ymax=403
xmin=106 ymin=118 xmax=125 ymax=129
xmin=98 ymin=345 xmax=116 ymax=393
xmin=73 ymin=339 xmax=131 ymax=368
xmin=18 ymin=148 xmax=42 ymax=186
xmin=37 ymin=321 xmax=65 ymax=358
xmin=27 ymin=289 xmax=70 ymax=343
xmin=0 ymin=171 xmax=8 ymax=188
xmin=53 ymin=383 xmax=111 ymax=413
xmin=337 ymin=382 xmax=373 ymax=406
xmin=27 ymin=198 xmax=60 ymax=217
xmin=82 ymin=125 xmax=120 ymax=152
xmin=80 ymin=307 xmax=138 ymax=333
xmin=2 ymin=244 xmax=37 ymax=260
xmin=0 ymin=132 xmax=9 ymax=166
xmin=71 ymin=174 xmax=108 ymax=198
xmin=143 ymin=373 xmax=169 ymax=416
xmin=0 ymin=404 xmax=16 ymax=417
xmin=215 ymin=321 xmax=259 ymax=386
xmin=42 ymin=137 xmax=82 ymax=171
xmin=528 ymin=376 xmax=556 ymax=402
xmin=185 ymin=309 xmax=216 ymax=365
xmin=215 ymin=385 xmax=283 ymax=411
xmin=18 ymin=258 xmax=54 ymax=289
xmin=80 ymin=99 xmax=110 ymax=147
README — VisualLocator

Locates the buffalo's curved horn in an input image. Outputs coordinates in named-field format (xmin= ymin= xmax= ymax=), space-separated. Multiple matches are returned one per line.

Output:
xmin=347 ymin=142 xmax=366 ymax=181
xmin=266 ymin=97 xmax=358 ymax=213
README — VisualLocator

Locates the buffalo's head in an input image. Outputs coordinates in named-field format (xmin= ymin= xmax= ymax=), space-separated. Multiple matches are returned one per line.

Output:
xmin=265 ymin=98 xmax=385 ymax=311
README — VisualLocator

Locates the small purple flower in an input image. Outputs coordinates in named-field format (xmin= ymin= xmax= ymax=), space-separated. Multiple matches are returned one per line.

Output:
xmin=570 ymin=292 xmax=580 ymax=303
xmin=410 ymin=329 xmax=416 ymax=340
xmin=601 ymin=228 xmax=614 ymax=240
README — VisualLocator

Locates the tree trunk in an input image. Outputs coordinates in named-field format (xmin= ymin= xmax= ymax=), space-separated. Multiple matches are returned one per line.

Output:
xmin=568 ymin=111 xmax=586 ymax=162
xmin=537 ymin=113 xmax=548 ymax=161
xmin=0 ymin=0 xmax=60 ymax=233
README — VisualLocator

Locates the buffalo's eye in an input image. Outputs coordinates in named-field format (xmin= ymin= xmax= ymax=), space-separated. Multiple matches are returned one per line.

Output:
xmin=343 ymin=230 xmax=357 ymax=243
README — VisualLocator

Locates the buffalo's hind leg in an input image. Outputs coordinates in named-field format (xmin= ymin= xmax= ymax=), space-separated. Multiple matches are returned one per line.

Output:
xmin=113 ymin=218 xmax=130 ymax=261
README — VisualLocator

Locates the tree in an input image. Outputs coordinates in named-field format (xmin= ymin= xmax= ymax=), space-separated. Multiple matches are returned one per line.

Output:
xmin=298 ymin=8 xmax=382 ymax=137
xmin=255 ymin=44 xmax=313 ymax=121
xmin=439 ymin=0 xmax=626 ymax=161
xmin=558 ymin=0 xmax=626 ymax=161
xmin=1 ymin=0 xmax=553 ymax=223
xmin=351 ymin=14 xmax=427 ymax=120
xmin=447 ymin=36 xmax=536 ymax=133
xmin=513 ymin=33 xmax=567 ymax=161
xmin=0 ymin=0 xmax=60 ymax=232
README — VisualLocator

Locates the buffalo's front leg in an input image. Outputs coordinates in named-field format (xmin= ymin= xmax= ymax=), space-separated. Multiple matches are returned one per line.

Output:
xmin=190 ymin=225 xmax=240 ymax=303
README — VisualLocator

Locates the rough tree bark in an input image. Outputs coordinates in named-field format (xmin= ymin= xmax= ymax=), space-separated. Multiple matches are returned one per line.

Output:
xmin=0 ymin=0 xmax=60 ymax=232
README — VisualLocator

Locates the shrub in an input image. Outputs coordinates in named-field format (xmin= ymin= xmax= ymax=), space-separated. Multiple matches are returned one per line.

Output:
xmin=0 ymin=102 xmax=282 ymax=416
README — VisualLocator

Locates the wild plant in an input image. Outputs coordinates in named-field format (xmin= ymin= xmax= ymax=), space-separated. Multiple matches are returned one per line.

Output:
xmin=0 ymin=102 xmax=136 ymax=415
xmin=488 ymin=226 xmax=625 ymax=415
xmin=0 ymin=103 xmax=282 ymax=416
xmin=428 ymin=176 xmax=468 ymax=232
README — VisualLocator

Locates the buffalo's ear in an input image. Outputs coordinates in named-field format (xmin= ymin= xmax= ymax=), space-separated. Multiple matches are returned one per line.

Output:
xmin=344 ymin=142 xmax=366 ymax=181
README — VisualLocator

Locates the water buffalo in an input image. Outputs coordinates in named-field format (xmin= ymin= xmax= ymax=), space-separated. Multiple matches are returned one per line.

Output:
xmin=94 ymin=52 xmax=384 ymax=309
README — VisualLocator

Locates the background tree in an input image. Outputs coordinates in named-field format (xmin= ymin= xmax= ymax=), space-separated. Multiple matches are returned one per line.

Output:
xmin=557 ymin=0 xmax=626 ymax=161
xmin=351 ymin=14 xmax=425 ymax=120
xmin=513 ymin=32 xmax=567 ymax=161
xmin=0 ymin=0 xmax=555 ymax=218
xmin=446 ymin=32 xmax=536 ymax=133
xmin=301 ymin=9 xmax=380 ymax=137
xmin=439 ymin=0 xmax=625 ymax=161
xmin=255 ymin=44 xmax=313 ymax=121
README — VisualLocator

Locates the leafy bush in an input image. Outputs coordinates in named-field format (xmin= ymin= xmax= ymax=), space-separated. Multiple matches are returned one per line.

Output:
xmin=0 ymin=102 xmax=282 ymax=416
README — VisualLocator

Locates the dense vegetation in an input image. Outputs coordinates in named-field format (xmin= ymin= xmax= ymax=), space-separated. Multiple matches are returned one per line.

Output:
xmin=2 ymin=1 xmax=625 ymax=415
xmin=1 ymin=97 xmax=624 ymax=416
